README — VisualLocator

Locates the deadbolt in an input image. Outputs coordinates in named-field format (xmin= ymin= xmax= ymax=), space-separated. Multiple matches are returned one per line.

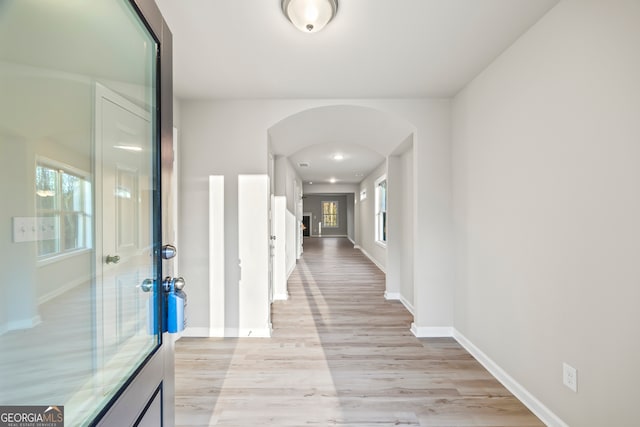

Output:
xmin=162 ymin=244 xmax=177 ymax=260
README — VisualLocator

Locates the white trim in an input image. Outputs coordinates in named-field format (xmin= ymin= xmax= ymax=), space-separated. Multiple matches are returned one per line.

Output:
xmin=209 ymin=176 xmax=225 ymax=336
xmin=37 ymin=248 xmax=92 ymax=267
xmin=310 ymin=234 xmax=349 ymax=238
xmin=410 ymin=323 xmax=452 ymax=337
xmin=400 ymin=294 xmax=415 ymax=315
xmin=181 ymin=327 xmax=211 ymax=337
xmin=384 ymin=291 xmax=401 ymax=300
xmin=453 ymin=329 xmax=569 ymax=427
xmin=7 ymin=315 xmax=42 ymax=332
xmin=385 ymin=293 xmax=415 ymax=315
xmin=374 ymin=174 xmax=387 ymax=245
xmin=273 ymin=292 xmax=290 ymax=301
xmin=38 ymin=274 xmax=90 ymax=305
xmin=348 ymin=237 xmax=355 ymax=245
xmin=357 ymin=246 xmax=386 ymax=273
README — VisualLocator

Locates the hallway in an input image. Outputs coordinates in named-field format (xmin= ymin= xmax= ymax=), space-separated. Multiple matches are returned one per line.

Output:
xmin=175 ymin=237 xmax=543 ymax=426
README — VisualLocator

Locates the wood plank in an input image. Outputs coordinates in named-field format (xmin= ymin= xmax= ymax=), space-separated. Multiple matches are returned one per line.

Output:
xmin=175 ymin=237 xmax=544 ymax=427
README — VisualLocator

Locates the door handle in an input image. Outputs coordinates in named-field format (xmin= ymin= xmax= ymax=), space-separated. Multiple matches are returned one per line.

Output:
xmin=140 ymin=278 xmax=154 ymax=292
xmin=162 ymin=276 xmax=186 ymax=292
xmin=105 ymin=254 xmax=120 ymax=264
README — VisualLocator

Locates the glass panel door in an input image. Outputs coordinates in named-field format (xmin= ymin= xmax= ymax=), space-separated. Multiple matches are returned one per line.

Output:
xmin=0 ymin=1 xmax=161 ymax=425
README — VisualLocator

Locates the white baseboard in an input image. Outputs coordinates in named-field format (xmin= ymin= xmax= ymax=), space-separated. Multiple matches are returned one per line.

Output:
xmin=410 ymin=323 xmax=452 ymax=337
xmin=399 ymin=295 xmax=415 ymax=315
xmin=182 ymin=327 xmax=211 ymax=337
xmin=348 ymin=237 xmax=355 ymax=245
xmin=385 ymin=292 xmax=415 ymax=315
xmin=312 ymin=234 xmax=349 ymax=238
xmin=38 ymin=275 xmax=90 ymax=305
xmin=452 ymin=329 xmax=568 ymax=427
xmin=357 ymin=247 xmax=386 ymax=273
xmin=384 ymin=291 xmax=401 ymax=300
xmin=273 ymin=292 xmax=289 ymax=301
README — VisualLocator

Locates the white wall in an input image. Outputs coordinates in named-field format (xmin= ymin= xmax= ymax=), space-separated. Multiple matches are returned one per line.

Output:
xmin=274 ymin=155 xmax=302 ymax=215
xmin=303 ymin=183 xmax=359 ymax=194
xmin=272 ymin=196 xmax=288 ymax=300
xmin=179 ymin=98 xmax=451 ymax=336
xmin=346 ymin=193 xmax=355 ymax=243
xmin=400 ymin=147 xmax=414 ymax=311
xmin=273 ymin=155 xmax=303 ymax=270
xmin=452 ymin=1 xmax=640 ymax=425
xmin=357 ymin=161 xmax=387 ymax=272
xmin=285 ymin=210 xmax=296 ymax=278
xmin=238 ymin=175 xmax=270 ymax=336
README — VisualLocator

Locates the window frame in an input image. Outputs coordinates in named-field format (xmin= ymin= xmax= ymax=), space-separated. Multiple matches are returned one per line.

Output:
xmin=321 ymin=200 xmax=339 ymax=229
xmin=35 ymin=156 xmax=92 ymax=261
xmin=374 ymin=175 xmax=387 ymax=246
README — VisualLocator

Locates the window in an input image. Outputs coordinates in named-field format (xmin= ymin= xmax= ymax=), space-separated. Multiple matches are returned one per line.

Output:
xmin=36 ymin=160 xmax=92 ymax=258
xmin=322 ymin=201 xmax=339 ymax=228
xmin=375 ymin=176 xmax=387 ymax=245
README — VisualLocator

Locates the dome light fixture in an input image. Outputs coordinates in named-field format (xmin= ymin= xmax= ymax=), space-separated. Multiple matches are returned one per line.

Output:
xmin=282 ymin=0 xmax=338 ymax=33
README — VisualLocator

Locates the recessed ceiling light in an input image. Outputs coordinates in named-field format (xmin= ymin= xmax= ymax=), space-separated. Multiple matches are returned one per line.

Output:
xmin=333 ymin=154 xmax=344 ymax=161
xmin=329 ymin=178 xmax=337 ymax=183
xmin=308 ymin=181 xmax=313 ymax=184
xmin=355 ymin=172 xmax=364 ymax=177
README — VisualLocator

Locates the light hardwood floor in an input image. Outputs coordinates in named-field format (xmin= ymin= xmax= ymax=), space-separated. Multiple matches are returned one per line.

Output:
xmin=175 ymin=237 xmax=544 ymax=427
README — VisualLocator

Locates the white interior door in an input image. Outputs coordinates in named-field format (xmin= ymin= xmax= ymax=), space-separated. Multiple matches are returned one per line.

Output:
xmin=96 ymin=86 xmax=155 ymax=388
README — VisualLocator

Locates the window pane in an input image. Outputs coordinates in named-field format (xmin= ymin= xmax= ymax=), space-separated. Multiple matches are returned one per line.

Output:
xmin=36 ymin=166 xmax=58 ymax=211
xmin=62 ymin=213 xmax=81 ymax=250
xmin=322 ymin=202 xmax=338 ymax=227
xmin=62 ymin=173 xmax=82 ymax=212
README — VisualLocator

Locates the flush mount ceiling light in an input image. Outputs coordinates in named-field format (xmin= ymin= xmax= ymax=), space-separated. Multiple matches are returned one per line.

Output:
xmin=332 ymin=153 xmax=344 ymax=161
xmin=282 ymin=0 xmax=338 ymax=33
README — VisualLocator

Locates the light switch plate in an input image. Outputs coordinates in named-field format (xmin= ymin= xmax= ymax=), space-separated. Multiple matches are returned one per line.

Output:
xmin=12 ymin=217 xmax=37 ymax=242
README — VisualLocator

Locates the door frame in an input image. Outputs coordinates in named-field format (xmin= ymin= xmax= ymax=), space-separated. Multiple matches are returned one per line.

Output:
xmin=302 ymin=213 xmax=311 ymax=237
xmin=94 ymin=0 xmax=174 ymax=425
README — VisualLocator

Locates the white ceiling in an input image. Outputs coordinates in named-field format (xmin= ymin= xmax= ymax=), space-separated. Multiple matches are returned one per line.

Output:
xmin=155 ymin=0 xmax=559 ymax=99
xmin=155 ymin=0 xmax=559 ymax=185
xmin=269 ymin=105 xmax=413 ymax=184
xmin=289 ymin=143 xmax=383 ymax=185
